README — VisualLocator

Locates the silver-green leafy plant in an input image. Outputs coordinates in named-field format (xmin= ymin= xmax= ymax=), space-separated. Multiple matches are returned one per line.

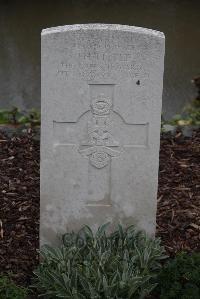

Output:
xmin=33 ymin=224 xmax=167 ymax=298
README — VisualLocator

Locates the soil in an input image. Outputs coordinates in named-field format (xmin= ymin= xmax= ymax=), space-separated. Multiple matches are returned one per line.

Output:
xmin=156 ymin=129 xmax=200 ymax=254
xmin=0 ymin=130 xmax=40 ymax=286
xmin=0 ymin=128 xmax=199 ymax=288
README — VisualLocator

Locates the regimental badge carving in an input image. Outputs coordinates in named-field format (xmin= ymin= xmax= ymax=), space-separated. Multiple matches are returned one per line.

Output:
xmin=79 ymin=93 xmax=121 ymax=169
xmin=91 ymin=94 xmax=112 ymax=115
xmin=90 ymin=149 xmax=110 ymax=169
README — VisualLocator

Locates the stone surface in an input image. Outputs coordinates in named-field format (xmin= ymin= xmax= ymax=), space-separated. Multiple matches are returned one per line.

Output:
xmin=40 ymin=24 xmax=165 ymax=245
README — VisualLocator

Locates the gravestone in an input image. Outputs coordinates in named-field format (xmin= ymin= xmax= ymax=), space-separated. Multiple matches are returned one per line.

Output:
xmin=41 ymin=24 xmax=165 ymax=245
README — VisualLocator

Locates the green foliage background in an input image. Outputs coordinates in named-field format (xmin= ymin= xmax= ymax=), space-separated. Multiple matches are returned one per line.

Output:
xmin=0 ymin=107 xmax=40 ymax=126
xmin=155 ymin=252 xmax=200 ymax=299
xmin=0 ymin=275 xmax=27 ymax=299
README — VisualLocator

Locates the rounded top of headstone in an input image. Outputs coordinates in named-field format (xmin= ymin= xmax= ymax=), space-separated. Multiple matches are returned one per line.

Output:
xmin=41 ymin=23 xmax=164 ymax=39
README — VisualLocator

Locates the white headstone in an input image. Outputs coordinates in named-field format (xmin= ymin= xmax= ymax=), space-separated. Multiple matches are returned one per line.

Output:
xmin=41 ymin=24 xmax=165 ymax=245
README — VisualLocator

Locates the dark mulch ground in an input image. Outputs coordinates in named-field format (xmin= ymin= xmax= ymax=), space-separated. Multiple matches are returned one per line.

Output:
xmin=0 ymin=130 xmax=40 ymax=286
xmin=0 ymin=129 xmax=199 ymax=287
xmin=156 ymin=130 xmax=200 ymax=255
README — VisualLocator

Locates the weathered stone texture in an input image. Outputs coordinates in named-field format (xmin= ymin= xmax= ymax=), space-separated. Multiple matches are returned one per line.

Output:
xmin=41 ymin=24 xmax=165 ymax=245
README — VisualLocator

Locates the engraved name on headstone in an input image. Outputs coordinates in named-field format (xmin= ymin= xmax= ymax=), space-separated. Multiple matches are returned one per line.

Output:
xmin=41 ymin=24 xmax=165 ymax=245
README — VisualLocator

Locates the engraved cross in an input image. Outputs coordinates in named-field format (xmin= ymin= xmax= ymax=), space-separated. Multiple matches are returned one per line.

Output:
xmin=53 ymin=84 xmax=148 ymax=206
